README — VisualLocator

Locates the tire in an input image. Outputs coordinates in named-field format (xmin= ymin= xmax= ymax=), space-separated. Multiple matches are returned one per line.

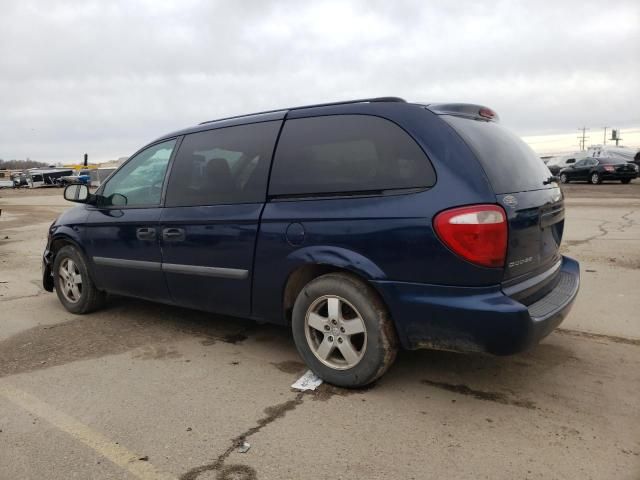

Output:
xmin=590 ymin=172 xmax=602 ymax=185
xmin=291 ymin=273 xmax=398 ymax=388
xmin=621 ymin=178 xmax=631 ymax=184
xmin=560 ymin=173 xmax=569 ymax=184
xmin=53 ymin=245 xmax=106 ymax=314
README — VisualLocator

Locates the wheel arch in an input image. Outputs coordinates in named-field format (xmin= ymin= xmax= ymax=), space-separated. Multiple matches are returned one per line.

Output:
xmin=281 ymin=249 xmax=393 ymax=330
xmin=48 ymin=231 xmax=99 ymax=286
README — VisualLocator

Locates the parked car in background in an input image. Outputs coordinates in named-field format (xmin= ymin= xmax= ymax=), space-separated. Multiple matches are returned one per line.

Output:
xmin=559 ymin=157 xmax=638 ymax=184
xmin=56 ymin=169 xmax=91 ymax=187
xmin=43 ymin=98 xmax=580 ymax=387
xmin=547 ymin=154 xmax=582 ymax=175
xmin=632 ymin=150 xmax=640 ymax=171
xmin=11 ymin=172 xmax=28 ymax=188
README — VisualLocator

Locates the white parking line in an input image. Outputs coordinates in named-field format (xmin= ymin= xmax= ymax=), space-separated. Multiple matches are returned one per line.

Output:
xmin=0 ymin=383 xmax=177 ymax=480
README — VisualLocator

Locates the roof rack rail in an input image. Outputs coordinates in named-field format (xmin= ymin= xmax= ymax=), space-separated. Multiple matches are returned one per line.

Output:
xmin=199 ymin=96 xmax=406 ymax=125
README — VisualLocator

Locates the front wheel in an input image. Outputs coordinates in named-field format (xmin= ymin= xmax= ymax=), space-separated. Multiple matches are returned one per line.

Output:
xmin=560 ymin=173 xmax=569 ymax=184
xmin=621 ymin=178 xmax=632 ymax=184
xmin=291 ymin=273 xmax=398 ymax=388
xmin=53 ymin=245 xmax=106 ymax=314
xmin=590 ymin=172 xmax=602 ymax=185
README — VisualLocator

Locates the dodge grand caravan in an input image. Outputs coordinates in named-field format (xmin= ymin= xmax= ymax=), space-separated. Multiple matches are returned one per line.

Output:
xmin=44 ymin=97 xmax=580 ymax=387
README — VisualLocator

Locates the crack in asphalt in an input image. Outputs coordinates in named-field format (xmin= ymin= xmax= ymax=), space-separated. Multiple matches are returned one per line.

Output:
xmin=564 ymin=209 xmax=637 ymax=248
xmin=563 ymin=220 xmax=610 ymax=248
xmin=556 ymin=328 xmax=640 ymax=346
xmin=179 ymin=392 xmax=305 ymax=480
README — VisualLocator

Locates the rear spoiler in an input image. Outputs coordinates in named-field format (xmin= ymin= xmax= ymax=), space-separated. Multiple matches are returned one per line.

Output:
xmin=424 ymin=103 xmax=499 ymax=122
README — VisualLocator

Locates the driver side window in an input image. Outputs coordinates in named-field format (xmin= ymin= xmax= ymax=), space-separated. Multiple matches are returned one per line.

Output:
xmin=101 ymin=139 xmax=176 ymax=207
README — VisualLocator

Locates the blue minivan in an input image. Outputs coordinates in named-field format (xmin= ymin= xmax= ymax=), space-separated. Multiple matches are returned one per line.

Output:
xmin=44 ymin=97 xmax=580 ymax=387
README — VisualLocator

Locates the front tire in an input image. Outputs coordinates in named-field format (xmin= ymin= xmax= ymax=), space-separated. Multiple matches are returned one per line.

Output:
xmin=590 ymin=172 xmax=602 ymax=185
xmin=621 ymin=178 xmax=631 ymax=184
xmin=560 ymin=173 xmax=569 ymax=184
xmin=291 ymin=273 xmax=398 ymax=388
xmin=53 ymin=245 xmax=106 ymax=314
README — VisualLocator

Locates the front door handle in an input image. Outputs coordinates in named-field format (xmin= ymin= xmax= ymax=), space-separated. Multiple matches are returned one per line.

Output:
xmin=136 ymin=227 xmax=156 ymax=241
xmin=162 ymin=227 xmax=186 ymax=242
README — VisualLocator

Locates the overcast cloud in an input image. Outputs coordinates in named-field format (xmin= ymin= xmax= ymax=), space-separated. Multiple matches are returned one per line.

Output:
xmin=1 ymin=0 xmax=638 ymax=163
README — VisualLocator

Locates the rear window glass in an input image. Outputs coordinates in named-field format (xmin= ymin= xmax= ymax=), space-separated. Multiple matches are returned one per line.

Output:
xmin=269 ymin=115 xmax=435 ymax=196
xmin=598 ymin=157 xmax=626 ymax=164
xmin=443 ymin=115 xmax=552 ymax=194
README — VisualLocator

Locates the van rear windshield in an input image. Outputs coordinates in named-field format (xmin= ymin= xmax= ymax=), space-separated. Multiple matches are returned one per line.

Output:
xmin=443 ymin=115 xmax=552 ymax=194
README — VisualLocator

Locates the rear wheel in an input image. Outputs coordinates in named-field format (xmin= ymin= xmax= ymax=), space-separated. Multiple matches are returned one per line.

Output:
xmin=560 ymin=173 xmax=569 ymax=184
xmin=53 ymin=245 xmax=106 ymax=314
xmin=590 ymin=172 xmax=602 ymax=185
xmin=621 ymin=178 xmax=631 ymax=184
xmin=291 ymin=273 xmax=398 ymax=388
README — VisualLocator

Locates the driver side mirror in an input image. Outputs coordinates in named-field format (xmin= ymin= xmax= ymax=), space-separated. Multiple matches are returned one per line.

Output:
xmin=64 ymin=184 xmax=90 ymax=203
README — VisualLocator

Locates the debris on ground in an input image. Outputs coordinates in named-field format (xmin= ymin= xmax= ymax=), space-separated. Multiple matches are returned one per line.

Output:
xmin=238 ymin=441 xmax=251 ymax=453
xmin=291 ymin=370 xmax=323 ymax=391
xmin=138 ymin=456 xmax=149 ymax=461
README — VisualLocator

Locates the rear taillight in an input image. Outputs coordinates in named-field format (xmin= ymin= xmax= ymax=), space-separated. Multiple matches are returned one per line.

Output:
xmin=603 ymin=165 xmax=615 ymax=172
xmin=433 ymin=204 xmax=507 ymax=268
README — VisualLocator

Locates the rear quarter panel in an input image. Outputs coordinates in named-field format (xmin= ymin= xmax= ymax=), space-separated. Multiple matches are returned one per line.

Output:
xmin=252 ymin=104 xmax=502 ymax=324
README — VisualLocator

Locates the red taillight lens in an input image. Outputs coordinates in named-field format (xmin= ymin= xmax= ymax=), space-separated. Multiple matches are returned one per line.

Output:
xmin=603 ymin=165 xmax=615 ymax=172
xmin=433 ymin=204 xmax=507 ymax=268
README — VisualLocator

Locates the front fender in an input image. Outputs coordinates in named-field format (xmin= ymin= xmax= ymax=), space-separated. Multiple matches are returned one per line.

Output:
xmin=286 ymin=245 xmax=387 ymax=280
xmin=46 ymin=228 xmax=98 ymax=287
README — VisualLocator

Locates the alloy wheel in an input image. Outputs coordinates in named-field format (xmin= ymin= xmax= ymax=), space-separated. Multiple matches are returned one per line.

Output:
xmin=304 ymin=295 xmax=367 ymax=370
xmin=58 ymin=258 xmax=82 ymax=303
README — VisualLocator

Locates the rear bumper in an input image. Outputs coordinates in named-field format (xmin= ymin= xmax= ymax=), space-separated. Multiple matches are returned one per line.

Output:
xmin=601 ymin=172 xmax=637 ymax=180
xmin=373 ymin=256 xmax=580 ymax=355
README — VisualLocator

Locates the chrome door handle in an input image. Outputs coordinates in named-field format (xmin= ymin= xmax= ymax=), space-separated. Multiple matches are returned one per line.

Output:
xmin=136 ymin=227 xmax=156 ymax=241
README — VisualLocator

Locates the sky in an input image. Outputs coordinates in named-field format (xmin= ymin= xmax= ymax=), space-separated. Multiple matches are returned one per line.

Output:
xmin=1 ymin=0 xmax=639 ymax=164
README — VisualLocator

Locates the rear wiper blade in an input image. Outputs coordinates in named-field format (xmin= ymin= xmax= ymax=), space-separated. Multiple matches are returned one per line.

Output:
xmin=543 ymin=175 xmax=560 ymax=185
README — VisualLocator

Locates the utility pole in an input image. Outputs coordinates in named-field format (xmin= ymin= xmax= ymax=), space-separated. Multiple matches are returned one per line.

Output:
xmin=602 ymin=127 xmax=608 ymax=146
xmin=577 ymin=127 xmax=590 ymax=151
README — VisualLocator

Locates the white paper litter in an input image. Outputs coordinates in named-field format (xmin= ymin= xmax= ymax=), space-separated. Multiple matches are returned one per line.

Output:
xmin=238 ymin=441 xmax=251 ymax=453
xmin=291 ymin=370 xmax=323 ymax=391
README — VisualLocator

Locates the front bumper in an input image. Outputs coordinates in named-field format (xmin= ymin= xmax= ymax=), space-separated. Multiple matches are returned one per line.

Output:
xmin=42 ymin=242 xmax=54 ymax=292
xmin=373 ymin=256 xmax=580 ymax=355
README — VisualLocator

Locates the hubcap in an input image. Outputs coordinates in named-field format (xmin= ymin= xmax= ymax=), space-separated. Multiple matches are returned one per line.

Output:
xmin=304 ymin=295 xmax=367 ymax=370
xmin=560 ymin=174 xmax=567 ymax=183
xmin=591 ymin=174 xmax=598 ymax=184
xmin=58 ymin=258 xmax=82 ymax=303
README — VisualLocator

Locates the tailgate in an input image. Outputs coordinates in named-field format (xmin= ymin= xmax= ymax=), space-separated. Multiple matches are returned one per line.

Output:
xmin=498 ymin=187 xmax=564 ymax=282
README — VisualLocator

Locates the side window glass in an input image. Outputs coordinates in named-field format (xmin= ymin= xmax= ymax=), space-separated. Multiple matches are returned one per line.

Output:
xmin=574 ymin=160 xmax=586 ymax=168
xmin=101 ymin=139 xmax=175 ymax=207
xmin=165 ymin=121 xmax=280 ymax=207
xmin=269 ymin=115 xmax=435 ymax=196
xmin=566 ymin=159 xmax=575 ymax=164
